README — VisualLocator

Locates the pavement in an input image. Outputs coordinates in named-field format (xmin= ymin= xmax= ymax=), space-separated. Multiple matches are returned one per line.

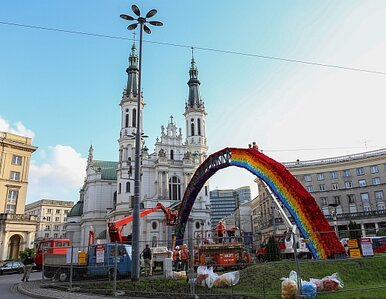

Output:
xmin=17 ymin=280 xmax=116 ymax=299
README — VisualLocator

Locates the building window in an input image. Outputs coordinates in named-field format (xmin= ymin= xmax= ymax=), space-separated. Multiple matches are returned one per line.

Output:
xmin=64 ymin=217 xmax=67 ymax=222
xmin=317 ymin=173 xmax=324 ymax=181
xmin=9 ymin=171 xmax=20 ymax=181
xmin=333 ymin=196 xmax=341 ymax=205
xmin=125 ymin=113 xmax=129 ymax=127
xmin=46 ymin=216 xmax=51 ymax=221
xmin=197 ymin=118 xmax=201 ymax=136
xmin=358 ymin=179 xmax=367 ymax=187
xmin=319 ymin=184 xmax=326 ymax=191
xmin=306 ymin=185 xmax=313 ymax=192
xmin=372 ymin=177 xmax=381 ymax=185
xmin=170 ymin=150 xmax=174 ymax=160
xmin=132 ymin=109 xmax=137 ymax=127
xmin=54 ymin=233 xmax=58 ymax=238
xmin=54 ymin=225 xmax=60 ymax=230
xmin=12 ymin=155 xmax=22 ymax=165
xmin=347 ymin=194 xmax=355 ymax=204
xmin=375 ymin=191 xmax=384 ymax=200
xmin=126 ymin=182 xmax=130 ymax=193
xmin=118 ymin=183 xmax=121 ymax=194
xmin=45 ymin=225 xmax=51 ymax=230
xmin=45 ymin=233 xmax=50 ymax=238
xmin=56 ymin=209 xmax=60 ymax=214
xmin=332 ymin=183 xmax=339 ymax=190
xmin=320 ymin=197 xmax=328 ymax=206
xmin=169 ymin=176 xmax=181 ymax=201
xmin=377 ymin=202 xmax=385 ymax=211
xmin=47 ymin=209 xmax=52 ymax=214
xmin=370 ymin=165 xmax=379 ymax=174
xmin=343 ymin=169 xmax=351 ymax=177
xmin=7 ymin=190 xmax=18 ymax=202
xmin=55 ymin=217 xmax=60 ymax=222
xmin=205 ymin=186 xmax=208 ymax=196
xmin=356 ymin=167 xmax=365 ymax=176
xmin=360 ymin=193 xmax=370 ymax=202
xmin=330 ymin=171 xmax=337 ymax=179
xmin=5 ymin=204 xmax=16 ymax=213
xmin=344 ymin=181 xmax=352 ymax=189
xmin=191 ymin=122 xmax=195 ymax=136
xmin=151 ymin=221 xmax=157 ymax=230
xmin=363 ymin=205 xmax=371 ymax=212
xmin=304 ymin=175 xmax=312 ymax=182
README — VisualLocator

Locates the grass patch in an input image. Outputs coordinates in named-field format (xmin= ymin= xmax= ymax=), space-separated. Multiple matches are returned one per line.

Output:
xmin=54 ymin=255 xmax=386 ymax=298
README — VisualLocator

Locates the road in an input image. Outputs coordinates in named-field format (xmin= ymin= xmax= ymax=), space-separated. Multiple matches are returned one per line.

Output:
xmin=0 ymin=270 xmax=41 ymax=298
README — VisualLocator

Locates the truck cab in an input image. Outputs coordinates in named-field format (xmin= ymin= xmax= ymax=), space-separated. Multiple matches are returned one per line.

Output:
xmin=34 ymin=238 xmax=71 ymax=270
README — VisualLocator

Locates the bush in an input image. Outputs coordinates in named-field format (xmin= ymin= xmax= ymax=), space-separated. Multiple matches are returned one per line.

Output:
xmin=19 ymin=248 xmax=34 ymax=260
xmin=348 ymin=221 xmax=361 ymax=239
xmin=376 ymin=228 xmax=386 ymax=236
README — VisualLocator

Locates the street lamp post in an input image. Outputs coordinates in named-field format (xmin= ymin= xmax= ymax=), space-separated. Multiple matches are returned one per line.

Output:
xmin=329 ymin=203 xmax=339 ymax=236
xmin=120 ymin=4 xmax=163 ymax=281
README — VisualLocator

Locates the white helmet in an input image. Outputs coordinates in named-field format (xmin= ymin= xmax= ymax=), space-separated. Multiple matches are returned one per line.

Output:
xmin=175 ymin=246 xmax=180 ymax=250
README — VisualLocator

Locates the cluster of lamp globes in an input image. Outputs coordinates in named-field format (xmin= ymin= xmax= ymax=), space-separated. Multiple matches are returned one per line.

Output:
xmin=120 ymin=4 xmax=163 ymax=33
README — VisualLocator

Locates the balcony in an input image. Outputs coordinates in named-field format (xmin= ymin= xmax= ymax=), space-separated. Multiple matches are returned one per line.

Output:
xmin=0 ymin=213 xmax=37 ymax=222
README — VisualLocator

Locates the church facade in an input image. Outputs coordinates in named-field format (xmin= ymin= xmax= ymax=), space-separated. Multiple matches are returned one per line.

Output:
xmin=65 ymin=43 xmax=211 ymax=249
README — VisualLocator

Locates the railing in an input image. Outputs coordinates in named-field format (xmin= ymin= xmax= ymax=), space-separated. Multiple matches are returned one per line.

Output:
xmin=0 ymin=213 xmax=37 ymax=221
xmin=284 ymin=148 xmax=386 ymax=168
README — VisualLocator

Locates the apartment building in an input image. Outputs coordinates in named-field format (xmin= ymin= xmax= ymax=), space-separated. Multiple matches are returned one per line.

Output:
xmin=252 ymin=148 xmax=386 ymax=244
xmin=25 ymin=199 xmax=74 ymax=240
xmin=0 ymin=131 xmax=37 ymax=260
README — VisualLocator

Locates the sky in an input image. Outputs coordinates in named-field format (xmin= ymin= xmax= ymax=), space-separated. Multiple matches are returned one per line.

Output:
xmin=1 ymin=0 xmax=386 ymax=204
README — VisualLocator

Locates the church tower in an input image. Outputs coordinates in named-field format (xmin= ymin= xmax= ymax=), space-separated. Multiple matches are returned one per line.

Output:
xmin=116 ymin=42 xmax=144 ymax=213
xmin=184 ymin=52 xmax=208 ymax=163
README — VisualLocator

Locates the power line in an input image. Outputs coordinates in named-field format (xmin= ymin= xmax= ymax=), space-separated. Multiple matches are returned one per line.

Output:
xmin=1 ymin=20 xmax=386 ymax=76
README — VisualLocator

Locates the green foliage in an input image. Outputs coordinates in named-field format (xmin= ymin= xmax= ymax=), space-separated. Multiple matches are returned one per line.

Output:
xmin=348 ymin=221 xmax=362 ymax=239
xmin=376 ymin=228 xmax=386 ymax=236
xmin=19 ymin=248 xmax=34 ymax=260
xmin=266 ymin=236 xmax=281 ymax=262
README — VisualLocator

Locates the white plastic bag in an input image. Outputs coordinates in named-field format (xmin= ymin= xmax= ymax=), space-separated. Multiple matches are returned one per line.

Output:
xmin=213 ymin=271 xmax=240 ymax=287
xmin=196 ymin=266 xmax=209 ymax=287
xmin=205 ymin=266 xmax=219 ymax=288
xmin=280 ymin=270 xmax=298 ymax=299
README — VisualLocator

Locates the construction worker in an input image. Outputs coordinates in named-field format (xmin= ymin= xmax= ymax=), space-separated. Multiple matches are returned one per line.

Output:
xmin=179 ymin=244 xmax=190 ymax=271
xmin=172 ymin=246 xmax=180 ymax=271
xmin=216 ymin=221 xmax=225 ymax=243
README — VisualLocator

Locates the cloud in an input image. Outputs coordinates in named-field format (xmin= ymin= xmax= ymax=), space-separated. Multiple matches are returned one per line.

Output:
xmin=0 ymin=115 xmax=35 ymax=139
xmin=28 ymin=145 xmax=87 ymax=203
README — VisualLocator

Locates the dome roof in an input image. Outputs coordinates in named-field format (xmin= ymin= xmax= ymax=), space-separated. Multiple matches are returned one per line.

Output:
xmin=68 ymin=200 xmax=83 ymax=217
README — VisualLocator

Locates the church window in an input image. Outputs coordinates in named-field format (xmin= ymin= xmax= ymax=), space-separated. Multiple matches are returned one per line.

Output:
xmin=126 ymin=182 xmax=130 ymax=192
xmin=113 ymin=192 xmax=117 ymax=210
xmin=170 ymin=150 xmax=174 ymax=160
xmin=152 ymin=221 xmax=157 ymax=230
xmin=125 ymin=113 xmax=129 ymax=127
xmin=152 ymin=236 xmax=157 ymax=247
xmin=132 ymin=109 xmax=137 ymax=127
xmin=191 ymin=123 xmax=195 ymax=136
xmin=118 ymin=183 xmax=121 ymax=194
xmin=169 ymin=176 xmax=181 ymax=201
xmin=197 ymin=119 xmax=201 ymax=136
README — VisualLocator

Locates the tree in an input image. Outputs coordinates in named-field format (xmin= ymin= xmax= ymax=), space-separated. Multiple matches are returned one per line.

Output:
xmin=19 ymin=248 xmax=34 ymax=260
xmin=348 ymin=221 xmax=361 ymax=239
xmin=376 ymin=228 xmax=386 ymax=236
xmin=266 ymin=236 xmax=281 ymax=261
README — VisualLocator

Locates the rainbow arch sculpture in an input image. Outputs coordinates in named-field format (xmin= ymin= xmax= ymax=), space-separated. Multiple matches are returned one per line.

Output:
xmin=176 ymin=147 xmax=346 ymax=259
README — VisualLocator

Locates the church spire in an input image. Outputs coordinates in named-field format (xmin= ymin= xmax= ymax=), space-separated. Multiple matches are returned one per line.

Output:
xmin=187 ymin=47 xmax=203 ymax=109
xmin=125 ymin=40 xmax=139 ymax=97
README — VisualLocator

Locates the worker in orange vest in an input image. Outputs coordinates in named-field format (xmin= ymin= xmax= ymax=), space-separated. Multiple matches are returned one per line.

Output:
xmin=216 ymin=221 xmax=225 ymax=243
xmin=172 ymin=246 xmax=180 ymax=271
xmin=179 ymin=244 xmax=190 ymax=271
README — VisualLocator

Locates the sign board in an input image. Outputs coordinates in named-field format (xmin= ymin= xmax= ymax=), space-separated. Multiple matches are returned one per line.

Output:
xmin=96 ymin=244 xmax=105 ymax=264
xmin=360 ymin=238 xmax=374 ymax=257
xmin=66 ymin=247 xmax=79 ymax=264
xmin=347 ymin=239 xmax=359 ymax=249
xmin=349 ymin=248 xmax=361 ymax=258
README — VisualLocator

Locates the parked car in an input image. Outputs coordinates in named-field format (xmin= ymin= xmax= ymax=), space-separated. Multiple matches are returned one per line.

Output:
xmin=0 ymin=260 xmax=24 ymax=275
